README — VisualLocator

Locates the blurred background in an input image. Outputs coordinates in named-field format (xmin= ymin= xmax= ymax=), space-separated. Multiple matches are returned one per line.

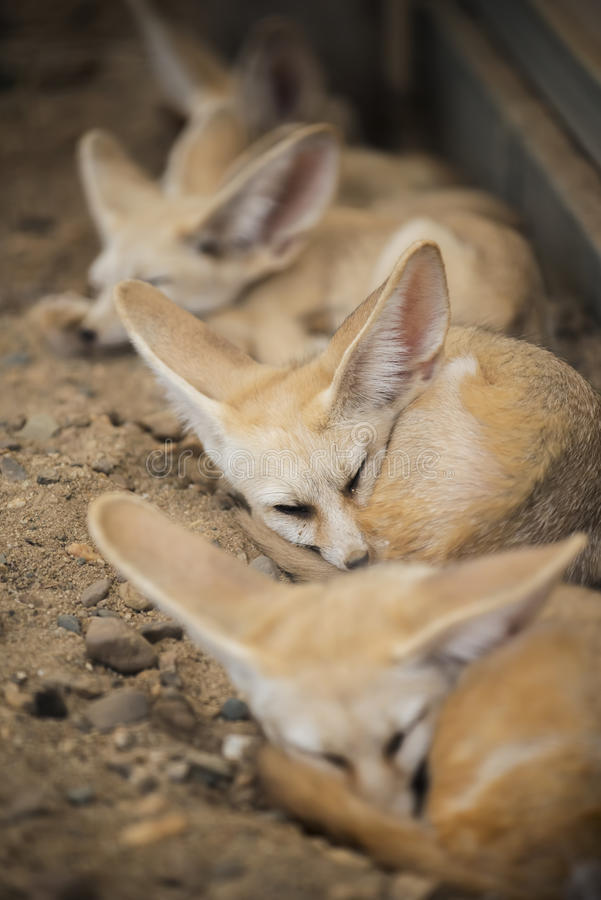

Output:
xmin=2 ymin=0 xmax=601 ymax=323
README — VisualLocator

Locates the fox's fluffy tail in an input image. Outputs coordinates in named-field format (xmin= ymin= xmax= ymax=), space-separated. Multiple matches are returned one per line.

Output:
xmin=259 ymin=745 xmax=555 ymax=900
xmin=235 ymin=509 xmax=336 ymax=582
xmin=125 ymin=0 xmax=233 ymax=120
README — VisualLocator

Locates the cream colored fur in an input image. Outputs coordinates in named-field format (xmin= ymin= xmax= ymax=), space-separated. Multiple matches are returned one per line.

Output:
xmin=114 ymin=242 xmax=600 ymax=581
xmin=88 ymin=493 xmax=601 ymax=898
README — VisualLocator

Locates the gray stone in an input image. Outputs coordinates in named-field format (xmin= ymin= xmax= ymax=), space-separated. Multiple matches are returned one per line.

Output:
xmin=139 ymin=621 xmax=183 ymax=643
xmin=37 ymin=469 xmax=60 ymax=485
xmin=86 ymin=689 xmax=149 ymax=732
xmin=81 ymin=577 xmax=111 ymax=607
xmin=153 ymin=692 xmax=197 ymax=734
xmin=91 ymin=457 xmax=116 ymax=475
xmin=94 ymin=608 xmax=121 ymax=618
xmin=219 ymin=697 xmax=250 ymax=721
xmin=0 ymin=351 xmax=31 ymax=367
xmin=119 ymin=582 xmax=152 ymax=612
xmin=66 ymin=785 xmax=95 ymax=806
xmin=19 ymin=413 xmax=59 ymax=443
xmin=86 ymin=617 xmax=157 ymax=674
xmin=57 ymin=614 xmax=80 ymax=634
xmin=0 ymin=456 xmax=27 ymax=482
xmin=249 ymin=555 xmax=280 ymax=579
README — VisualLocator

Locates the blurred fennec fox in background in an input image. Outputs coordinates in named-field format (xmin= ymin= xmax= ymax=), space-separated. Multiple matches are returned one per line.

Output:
xmin=115 ymin=242 xmax=601 ymax=581
xmin=125 ymin=0 xmax=461 ymax=204
xmin=89 ymin=494 xmax=601 ymax=898
xmin=37 ymin=122 xmax=543 ymax=355
xmin=34 ymin=1 xmax=544 ymax=354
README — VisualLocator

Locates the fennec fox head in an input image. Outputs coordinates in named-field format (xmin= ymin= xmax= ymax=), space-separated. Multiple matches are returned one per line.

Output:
xmin=115 ymin=241 xmax=449 ymax=570
xmin=89 ymin=492 xmax=584 ymax=817
xmin=66 ymin=122 xmax=338 ymax=350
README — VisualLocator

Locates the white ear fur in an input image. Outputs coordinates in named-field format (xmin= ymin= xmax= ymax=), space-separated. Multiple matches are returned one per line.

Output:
xmin=326 ymin=241 xmax=450 ymax=420
xmin=162 ymin=110 xmax=247 ymax=198
xmin=88 ymin=493 xmax=280 ymax=689
xmin=78 ymin=130 xmax=160 ymax=242
xmin=189 ymin=124 xmax=339 ymax=257
xmin=114 ymin=279 xmax=266 ymax=453
xmin=397 ymin=535 xmax=587 ymax=665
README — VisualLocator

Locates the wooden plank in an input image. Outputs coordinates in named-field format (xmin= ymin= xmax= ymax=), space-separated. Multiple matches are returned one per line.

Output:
xmin=468 ymin=0 xmax=601 ymax=172
xmin=415 ymin=0 xmax=601 ymax=319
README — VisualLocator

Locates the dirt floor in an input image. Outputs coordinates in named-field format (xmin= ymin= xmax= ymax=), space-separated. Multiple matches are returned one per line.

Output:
xmin=2 ymin=3 xmax=601 ymax=900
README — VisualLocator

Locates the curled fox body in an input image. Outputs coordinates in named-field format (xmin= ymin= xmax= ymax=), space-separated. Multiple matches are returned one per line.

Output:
xmin=115 ymin=242 xmax=601 ymax=581
xmin=35 ymin=119 xmax=543 ymax=356
xmin=89 ymin=495 xmax=601 ymax=898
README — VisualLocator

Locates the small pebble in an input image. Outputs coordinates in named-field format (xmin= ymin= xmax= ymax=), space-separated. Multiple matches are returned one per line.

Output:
xmin=249 ymin=555 xmax=280 ymax=579
xmin=67 ymin=542 xmax=103 ymax=563
xmin=94 ymin=608 xmax=121 ymax=618
xmin=119 ymin=812 xmax=188 ymax=847
xmin=1 ymin=789 xmax=53 ymax=824
xmin=86 ymin=689 xmax=149 ymax=731
xmin=0 ymin=456 xmax=28 ymax=482
xmin=81 ymin=577 xmax=111 ymax=607
xmin=86 ymin=618 xmax=157 ymax=674
xmin=187 ymin=749 xmax=233 ymax=787
xmin=165 ymin=760 xmax=190 ymax=783
xmin=219 ymin=697 xmax=250 ymax=721
xmin=36 ymin=469 xmax=60 ymax=485
xmin=0 ymin=351 xmax=31 ymax=367
xmin=57 ymin=614 xmax=80 ymax=635
xmin=66 ymin=785 xmax=95 ymax=806
xmin=92 ymin=457 xmax=116 ymax=475
xmin=221 ymin=734 xmax=256 ymax=763
xmin=19 ymin=412 xmax=59 ymax=442
xmin=153 ymin=692 xmax=197 ymax=735
xmin=113 ymin=727 xmax=135 ymax=751
xmin=119 ymin=582 xmax=152 ymax=612
xmin=139 ymin=621 xmax=182 ymax=643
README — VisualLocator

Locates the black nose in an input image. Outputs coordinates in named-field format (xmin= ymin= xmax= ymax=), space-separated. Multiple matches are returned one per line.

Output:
xmin=346 ymin=551 xmax=369 ymax=570
xmin=78 ymin=327 xmax=97 ymax=344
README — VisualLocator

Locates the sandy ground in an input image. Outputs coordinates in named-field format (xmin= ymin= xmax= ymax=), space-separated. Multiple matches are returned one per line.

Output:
xmin=2 ymin=2 xmax=601 ymax=899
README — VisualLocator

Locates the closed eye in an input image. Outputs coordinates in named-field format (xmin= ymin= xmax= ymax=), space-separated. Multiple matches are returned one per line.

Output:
xmin=143 ymin=275 xmax=172 ymax=287
xmin=274 ymin=504 xmax=313 ymax=518
xmin=383 ymin=730 xmax=405 ymax=759
xmin=345 ymin=456 xmax=366 ymax=495
xmin=322 ymin=752 xmax=351 ymax=771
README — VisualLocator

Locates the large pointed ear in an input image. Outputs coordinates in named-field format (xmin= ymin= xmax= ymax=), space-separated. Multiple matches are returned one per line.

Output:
xmin=396 ymin=535 xmax=587 ymax=666
xmin=184 ymin=124 xmax=339 ymax=261
xmin=321 ymin=242 xmax=450 ymax=422
xmin=78 ymin=130 xmax=160 ymax=242
xmin=114 ymin=279 xmax=268 ymax=450
xmin=162 ymin=110 xmax=247 ymax=197
xmin=88 ymin=493 xmax=282 ymax=686
xmin=126 ymin=0 xmax=233 ymax=119
xmin=235 ymin=18 xmax=325 ymax=137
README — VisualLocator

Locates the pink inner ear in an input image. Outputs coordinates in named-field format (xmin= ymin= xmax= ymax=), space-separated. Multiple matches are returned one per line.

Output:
xmin=391 ymin=246 xmax=447 ymax=364
xmin=262 ymin=141 xmax=333 ymax=246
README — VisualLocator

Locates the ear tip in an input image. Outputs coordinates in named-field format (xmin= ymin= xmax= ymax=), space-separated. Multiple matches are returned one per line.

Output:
xmin=113 ymin=278 xmax=168 ymax=323
xmin=78 ymin=128 xmax=118 ymax=160
xmin=87 ymin=491 xmax=140 ymax=540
